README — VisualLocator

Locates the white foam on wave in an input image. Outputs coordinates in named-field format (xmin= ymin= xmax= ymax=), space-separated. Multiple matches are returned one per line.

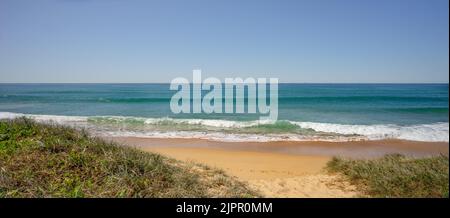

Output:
xmin=96 ymin=130 xmax=362 ymax=142
xmin=291 ymin=121 xmax=449 ymax=142
xmin=1 ymin=112 xmax=448 ymax=142
xmin=104 ymin=116 xmax=450 ymax=142
xmin=0 ymin=112 xmax=87 ymax=123
xmin=142 ymin=117 xmax=274 ymax=128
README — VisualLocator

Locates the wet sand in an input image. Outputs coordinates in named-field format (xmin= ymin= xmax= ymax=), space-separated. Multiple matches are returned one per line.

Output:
xmin=108 ymin=137 xmax=448 ymax=197
xmin=110 ymin=137 xmax=449 ymax=158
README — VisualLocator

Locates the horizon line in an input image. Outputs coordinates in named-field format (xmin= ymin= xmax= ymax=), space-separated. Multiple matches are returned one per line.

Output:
xmin=0 ymin=82 xmax=448 ymax=85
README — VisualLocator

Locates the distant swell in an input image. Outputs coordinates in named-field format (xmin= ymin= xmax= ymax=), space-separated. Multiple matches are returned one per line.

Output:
xmin=2 ymin=95 xmax=448 ymax=104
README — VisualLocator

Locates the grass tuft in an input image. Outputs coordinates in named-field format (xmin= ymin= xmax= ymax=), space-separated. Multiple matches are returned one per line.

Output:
xmin=327 ymin=154 xmax=449 ymax=198
xmin=0 ymin=118 xmax=259 ymax=198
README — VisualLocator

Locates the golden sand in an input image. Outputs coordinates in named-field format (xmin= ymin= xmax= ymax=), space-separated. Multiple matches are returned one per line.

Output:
xmin=109 ymin=137 xmax=448 ymax=198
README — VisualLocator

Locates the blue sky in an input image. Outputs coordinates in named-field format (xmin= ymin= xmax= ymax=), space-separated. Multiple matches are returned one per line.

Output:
xmin=0 ymin=0 xmax=448 ymax=83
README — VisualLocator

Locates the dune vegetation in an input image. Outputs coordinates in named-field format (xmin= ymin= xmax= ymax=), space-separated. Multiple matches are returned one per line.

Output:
xmin=327 ymin=154 xmax=449 ymax=198
xmin=0 ymin=118 xmax=259 ymax=198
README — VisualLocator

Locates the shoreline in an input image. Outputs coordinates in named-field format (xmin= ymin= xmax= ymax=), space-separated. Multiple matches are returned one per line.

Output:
xmin=109 ymin=137 xmax=449 ymax=158
xmin=108 ymin=137 xmax=448 ymax=197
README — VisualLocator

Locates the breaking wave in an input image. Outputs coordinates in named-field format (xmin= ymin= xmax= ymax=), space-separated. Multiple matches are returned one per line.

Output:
xmin=1 ymin=112 xmax=448 ymax=142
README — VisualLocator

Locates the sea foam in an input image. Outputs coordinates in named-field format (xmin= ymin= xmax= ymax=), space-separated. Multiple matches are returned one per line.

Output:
xmin=1 ymin=112 xmax=448 ymax=142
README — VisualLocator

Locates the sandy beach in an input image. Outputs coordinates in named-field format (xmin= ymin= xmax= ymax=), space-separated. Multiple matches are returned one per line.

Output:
xmin=109 ymin=137 xmax=448 ymax=197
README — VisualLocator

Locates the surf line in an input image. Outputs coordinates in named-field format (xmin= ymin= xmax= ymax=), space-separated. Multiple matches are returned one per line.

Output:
xmin=169 ymin=69 xmax=278 ymax=121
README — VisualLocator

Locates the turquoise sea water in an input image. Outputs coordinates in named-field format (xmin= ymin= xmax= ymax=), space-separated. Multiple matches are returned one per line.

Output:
xmin=0 ymin=84 xmax=448 ymax=142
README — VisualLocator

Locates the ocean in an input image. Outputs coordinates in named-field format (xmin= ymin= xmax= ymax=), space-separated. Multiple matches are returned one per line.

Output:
xmin=0 ymin=83 xmax=448 ymax=142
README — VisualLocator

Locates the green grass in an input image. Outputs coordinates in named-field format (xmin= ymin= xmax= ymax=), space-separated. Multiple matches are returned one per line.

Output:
xmin=0 ymin=118 xmax=259 ymax=198
xmin=327 ymin=154 xmax=449 ymax=198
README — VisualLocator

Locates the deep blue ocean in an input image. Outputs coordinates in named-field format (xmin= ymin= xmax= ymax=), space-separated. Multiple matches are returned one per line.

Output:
xmin=0 ymin=84 xmax=448 ymax=142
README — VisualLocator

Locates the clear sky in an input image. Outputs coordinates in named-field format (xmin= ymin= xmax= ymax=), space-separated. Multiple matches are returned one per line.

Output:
xmin=0 ymin=0 xmax=448 ymax=83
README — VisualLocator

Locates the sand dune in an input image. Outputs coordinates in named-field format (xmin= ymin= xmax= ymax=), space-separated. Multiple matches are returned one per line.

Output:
xmin=110 ymin=137 xmax=448 ymax=197
xmin=138 ymin=147 xmax=360 ymax=198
